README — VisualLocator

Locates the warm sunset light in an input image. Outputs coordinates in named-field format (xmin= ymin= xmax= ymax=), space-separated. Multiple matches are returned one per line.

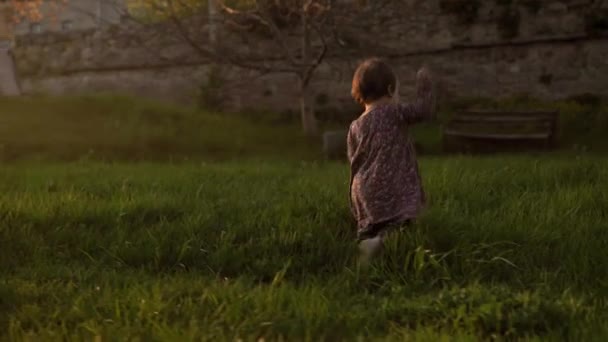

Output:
xmin=1 ymin=1 xmax=607 ymax=340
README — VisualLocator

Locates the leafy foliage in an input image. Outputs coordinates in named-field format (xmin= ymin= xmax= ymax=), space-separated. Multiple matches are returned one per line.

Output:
xmin=7 ymin=0 xmax=68 ymax=24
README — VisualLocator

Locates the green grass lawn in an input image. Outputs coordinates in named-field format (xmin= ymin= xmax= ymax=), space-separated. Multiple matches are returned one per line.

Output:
xmin=1 ymin=94 xmax=607 ymax=340
xmin=1 ymin=156 xmax=607 ymax=340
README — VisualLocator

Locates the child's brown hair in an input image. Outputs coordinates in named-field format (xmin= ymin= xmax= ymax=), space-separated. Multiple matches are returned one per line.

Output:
xmin=351 ymin=58 xmax=397 ymax=105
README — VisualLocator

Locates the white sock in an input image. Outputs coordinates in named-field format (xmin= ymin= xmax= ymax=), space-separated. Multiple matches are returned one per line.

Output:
xmin=359 ymin=236 xmax=383 ymax=262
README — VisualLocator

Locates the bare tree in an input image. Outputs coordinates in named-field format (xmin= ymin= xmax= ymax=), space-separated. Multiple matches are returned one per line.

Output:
xmin=125 ymin=0 xmax=390 ymax=136
xmin=5 ymin=0 xmax=392 ymax=135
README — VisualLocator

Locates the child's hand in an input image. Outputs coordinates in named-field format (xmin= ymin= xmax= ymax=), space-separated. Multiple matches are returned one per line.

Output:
xmin=416 ymin=66 xmax=434 ymax=93
xmin=391 ymin=82 xmax=400 ymax=104
xmin=417 ymin=66 xmax=433 ymax=82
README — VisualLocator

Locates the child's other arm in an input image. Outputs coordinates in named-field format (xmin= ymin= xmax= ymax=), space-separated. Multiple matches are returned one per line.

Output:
xmin=396 ymin=67 xmax=436 ymax=125
xmin=347 ymin=127 xmax=356 ymax=163
xmin=347 ymin=126 xmax=358 ymax=216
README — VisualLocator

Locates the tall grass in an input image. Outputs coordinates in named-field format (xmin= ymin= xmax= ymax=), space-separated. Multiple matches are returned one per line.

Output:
xmin=1 ymin=156 xmax=607 ymax=340
xmin=1 ymin=94 xmax=607 ymax=163
xmin=0 ymin=94 xmax=319 ymax=162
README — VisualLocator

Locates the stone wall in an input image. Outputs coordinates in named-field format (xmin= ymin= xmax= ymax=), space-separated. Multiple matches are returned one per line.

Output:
xmin=9 ymin=0 xmax=608 ymax=114
xmin=0 ymin=47 xmax=20 ymax=95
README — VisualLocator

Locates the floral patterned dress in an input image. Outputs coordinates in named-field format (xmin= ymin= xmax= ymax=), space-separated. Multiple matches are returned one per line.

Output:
xmin=347 ymin=69 xmax=435 ymax=240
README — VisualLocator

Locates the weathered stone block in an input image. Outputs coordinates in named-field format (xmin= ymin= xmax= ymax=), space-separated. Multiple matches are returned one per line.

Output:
xmin=322 ymin=130 xmax=348 ymax=160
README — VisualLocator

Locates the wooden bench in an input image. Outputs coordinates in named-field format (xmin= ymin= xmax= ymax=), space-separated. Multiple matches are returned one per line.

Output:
xmin=442 ymin=110 xmax=558 ymax=153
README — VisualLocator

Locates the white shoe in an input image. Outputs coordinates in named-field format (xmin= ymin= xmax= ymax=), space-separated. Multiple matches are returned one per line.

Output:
xmin=359 ymin=236 xmax=383 ymax=265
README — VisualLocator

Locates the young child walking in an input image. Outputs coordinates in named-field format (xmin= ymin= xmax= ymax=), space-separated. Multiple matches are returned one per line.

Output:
xmin=347 ymin=58 xmax=436 ymax=262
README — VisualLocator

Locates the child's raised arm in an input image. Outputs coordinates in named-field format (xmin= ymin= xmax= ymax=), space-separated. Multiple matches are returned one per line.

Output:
xmin=396 ymin=67 xmax=436 ymax=125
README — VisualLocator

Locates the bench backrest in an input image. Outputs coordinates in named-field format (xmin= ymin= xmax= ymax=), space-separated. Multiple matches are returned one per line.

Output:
xmin=445 ymin=110 xmax=558 ymax=140
xmin=451 ymin=110 xmax=557 ymax=122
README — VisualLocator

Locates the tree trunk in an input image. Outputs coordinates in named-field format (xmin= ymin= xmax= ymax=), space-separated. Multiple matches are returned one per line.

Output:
xmin=208 ymin=0 xmax=218 ymax=45
xmin=299 ymin=2 xmax=318 ymax=136
xmin=300 ymin=81 xmax=318 ymax=136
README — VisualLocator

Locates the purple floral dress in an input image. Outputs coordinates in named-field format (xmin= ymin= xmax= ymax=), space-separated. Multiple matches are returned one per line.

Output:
xmin=347 ymin=70 xmax=435 ymax=240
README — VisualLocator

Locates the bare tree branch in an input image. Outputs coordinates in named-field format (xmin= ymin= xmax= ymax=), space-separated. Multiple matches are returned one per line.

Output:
xmin=113 ymin=0 xmax=385 ymax=134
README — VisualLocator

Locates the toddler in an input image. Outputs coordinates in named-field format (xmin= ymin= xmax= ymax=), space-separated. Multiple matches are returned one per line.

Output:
xmin=347 ymin=58 xmax=436 ymax=262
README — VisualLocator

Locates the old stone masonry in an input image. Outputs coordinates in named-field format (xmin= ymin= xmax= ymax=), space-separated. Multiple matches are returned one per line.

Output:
xmin=5 ymin=0 xmax=608 ymax=109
